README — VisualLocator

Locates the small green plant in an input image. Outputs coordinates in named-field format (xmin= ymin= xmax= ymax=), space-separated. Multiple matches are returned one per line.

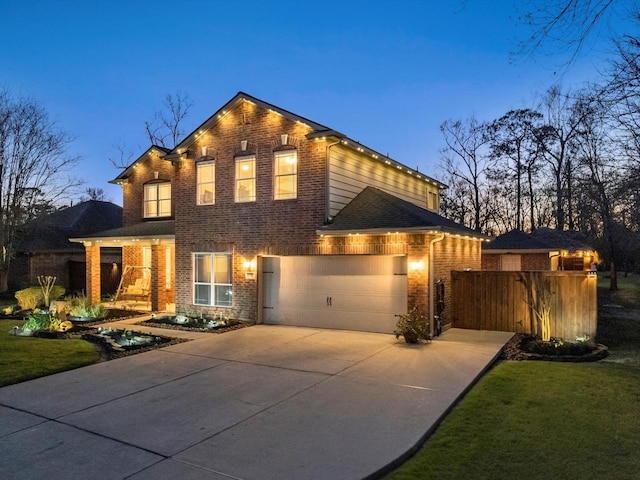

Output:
xmin=21 ymin=312 xmax=71 ymax=332
xmin=394 ymin=306 xmax=431 ymax=344
xmin=65 ymin=295 xmax=108 ymax=319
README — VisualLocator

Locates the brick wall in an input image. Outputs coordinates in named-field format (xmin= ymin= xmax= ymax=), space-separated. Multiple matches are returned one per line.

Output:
xmin=482 ymin=252 xmax=551 ymax=271
xmin=121 ymin=151 xmax=176 ymax=226
xmin=173 ymin=100 xmax=327 ymax=321
xmin=433 ymin=236 xmax=482 ymax=327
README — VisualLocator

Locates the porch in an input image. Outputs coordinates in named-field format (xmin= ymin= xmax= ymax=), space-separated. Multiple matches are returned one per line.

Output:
xmin=70 ymin=220 xmax=175 ymax=312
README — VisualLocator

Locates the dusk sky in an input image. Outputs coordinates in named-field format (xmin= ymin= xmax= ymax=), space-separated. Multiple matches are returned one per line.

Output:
xmin=1 ymin=0 xmax=618 ymax=205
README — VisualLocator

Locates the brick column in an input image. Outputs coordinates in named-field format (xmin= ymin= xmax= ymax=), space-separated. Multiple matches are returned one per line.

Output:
xmin=86 ymin=244 xmax=101 ymax=304
xmin=151 ymin=243 xmax=167 ymax=311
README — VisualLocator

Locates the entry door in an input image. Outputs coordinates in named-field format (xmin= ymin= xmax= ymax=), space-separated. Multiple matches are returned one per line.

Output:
xmin=262 ymin=255 xmax=407 ymax=333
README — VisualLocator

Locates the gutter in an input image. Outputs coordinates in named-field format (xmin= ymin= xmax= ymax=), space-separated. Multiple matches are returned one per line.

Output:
xmin=429 ymin=232 xmax=446 ymax=338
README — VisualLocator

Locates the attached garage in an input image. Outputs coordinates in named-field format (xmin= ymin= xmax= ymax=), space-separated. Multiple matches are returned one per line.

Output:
xmin=261 ymin=255 xmax=407 ymax=333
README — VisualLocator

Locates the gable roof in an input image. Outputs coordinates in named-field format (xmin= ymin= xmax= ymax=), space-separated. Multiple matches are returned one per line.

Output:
xmin=318 ymin=187 xmax=484 ymax=237
xmin=111 ymin=92 xmax=445 ymax=189
xmin=110 ymin=145 xmax=171 ymax=184
xmin=15 ymin=201 xmax=123 ymax=252
xmin=484 ymin=228 xmax=596 ymax=252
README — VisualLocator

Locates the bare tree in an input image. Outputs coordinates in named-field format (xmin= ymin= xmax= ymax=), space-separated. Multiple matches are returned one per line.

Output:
xmin=144 ymin=92 xmax=193 ymax=148
xmin=488 ymin=109 xmax=544 ymax=231
xmin=79 ymin=187 xmax=109 ymax=202
xmin=514 ymin=0 xmax=618 ymax=68
xmin=0 ymin=88 xmax=82 ymax=291
xmin=439 ymin=117 xmax=492 ymax=232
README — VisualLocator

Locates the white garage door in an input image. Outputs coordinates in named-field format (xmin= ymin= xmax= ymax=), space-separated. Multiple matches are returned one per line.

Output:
xmin=262 ymin=255 xmax=407 ymax=333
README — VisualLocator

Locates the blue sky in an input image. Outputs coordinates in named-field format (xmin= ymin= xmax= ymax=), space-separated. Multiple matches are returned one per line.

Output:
xmin=0 ymin=0 xmax=614 ymax=205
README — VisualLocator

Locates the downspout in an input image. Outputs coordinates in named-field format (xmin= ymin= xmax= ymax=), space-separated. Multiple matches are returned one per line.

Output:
xmin=429 ymin=231 xmax=446 ymax=338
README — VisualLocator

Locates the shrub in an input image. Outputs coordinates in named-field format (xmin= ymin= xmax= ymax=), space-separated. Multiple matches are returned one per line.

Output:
xmin=15 ymin=285 xmax=66 ymax=310
xmin=65 ymin=295 xmax=108 ymax=319
xmin=15 ymin=287 xmax=41 ymax=310
xmin=22 ymin=312 xmax=74 ymax=332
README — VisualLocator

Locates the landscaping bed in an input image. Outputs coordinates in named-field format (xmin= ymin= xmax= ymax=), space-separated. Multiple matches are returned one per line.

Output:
xmin=501 ymin=333 xmax=609 ymax=362
xmin=138 ymin=314 xmax=250 ymax=334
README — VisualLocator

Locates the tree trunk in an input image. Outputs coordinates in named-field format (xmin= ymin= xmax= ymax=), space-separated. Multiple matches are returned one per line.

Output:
xmin=0 ymin=269 xmax=8 ymax=293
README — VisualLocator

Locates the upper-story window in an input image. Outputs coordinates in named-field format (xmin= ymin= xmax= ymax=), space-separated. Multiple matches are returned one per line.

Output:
xmin=144 ymin=182 xmax=171 ymax=218
xmin=274 ymin=150 xmax=297 ymax=200
xmin=235 ymin=155 xmax=256 ymax=202
xmin=428 ymin=191 xmax=438 ymax=211
xmin=197 ymin=161 xmax=215 ymax=205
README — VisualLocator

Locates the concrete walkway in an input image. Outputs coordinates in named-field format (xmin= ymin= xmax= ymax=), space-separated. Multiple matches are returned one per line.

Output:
xmin=0 ymin=325 xmax=513 ymax=480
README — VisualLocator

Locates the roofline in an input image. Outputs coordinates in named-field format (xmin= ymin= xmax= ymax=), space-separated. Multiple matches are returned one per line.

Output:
xmin=70 ymin=234 xmax=175 ymax=246
xmin=317 ymin=226 xmax=489 ymax=240
xmin=110 ymin=145 xmax=171 ymax=184
xmin=162 ymin=92 xmax=446 ymax=189
xmin=169 ymin=92 xmax=331 ymax=158
xmin=483 ymin=248 xmax=596 ymax=255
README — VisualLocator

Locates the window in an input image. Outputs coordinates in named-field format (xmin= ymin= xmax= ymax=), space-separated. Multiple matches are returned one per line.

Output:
xmin=235 ymin=155 xmax=256 ymax=202
xmin=501 ymin=255 xmax=521 ymax=271
xmin=144 ymin=182 xmax=171 ymax=218
xmin=428 ymin=191 xmax=438 ymax=211
xmin=194 ymin=252 xmax=232 ymax=307
xmin=274 ymin=150 xmax=297 ymax=200
xmin=197 ymin=161 xmax=215 ymax=205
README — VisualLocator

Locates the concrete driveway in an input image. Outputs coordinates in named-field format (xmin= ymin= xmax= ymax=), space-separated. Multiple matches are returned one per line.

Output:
xmin=0 ymin=325 xmax=513 ymax=480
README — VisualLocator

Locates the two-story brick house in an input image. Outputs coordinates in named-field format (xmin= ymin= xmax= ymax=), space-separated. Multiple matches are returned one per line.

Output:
xmin=74 ymin=92 xmax=485 ymax=335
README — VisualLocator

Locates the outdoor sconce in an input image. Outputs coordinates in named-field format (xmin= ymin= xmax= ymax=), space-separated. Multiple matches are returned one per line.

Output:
xmin=244 ymin=259 xmax=256 ymax=280
xmin=409 ymin=260 xmax=425 ymax=271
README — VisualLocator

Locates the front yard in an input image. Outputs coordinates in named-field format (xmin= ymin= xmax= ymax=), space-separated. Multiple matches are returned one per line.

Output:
xmin=0 ymin=319 xmax=100 ymax=387
xmin=1 ymin=277 xmax=639 ymax=479
xmin=386 ymin=275 xmax=640 ymax=480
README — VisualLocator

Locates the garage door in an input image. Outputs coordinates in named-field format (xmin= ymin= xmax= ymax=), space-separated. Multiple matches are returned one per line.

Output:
xmin=262 ymin=255 xmax=407 ymax=333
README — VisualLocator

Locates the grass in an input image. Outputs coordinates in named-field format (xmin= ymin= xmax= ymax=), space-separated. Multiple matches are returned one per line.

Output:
xmin=0 ymin=320 xmax=100 ymax=387
xmin=386 ymin=275 xmax=640 ymax=480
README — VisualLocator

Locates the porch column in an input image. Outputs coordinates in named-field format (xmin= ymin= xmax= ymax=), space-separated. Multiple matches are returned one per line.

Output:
xmin=86 ymin=244 xmax=101 ymax=304
xmin=151 ymin=243 xmax=166 ymax=311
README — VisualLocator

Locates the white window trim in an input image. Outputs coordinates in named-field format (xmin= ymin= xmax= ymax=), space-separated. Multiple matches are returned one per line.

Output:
xmin=143 ymin=182 xmax=171 ymax=218
xmin=274 ymin=150 xmax=298 ymax=200
xmin=193 ymin=252 xmax=233 ymax=307
xmin=196 ymin=161 xmax=215 ymax=205
xmin=235 ymin=155 xmax=256 ymax=203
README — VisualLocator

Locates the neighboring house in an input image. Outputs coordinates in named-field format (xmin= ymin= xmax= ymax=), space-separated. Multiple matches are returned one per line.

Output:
xmin=10 ymin=200 xmax=123 ymax=292
xmin=482 ymin=228 xmax=599 ymax=272
xmin=72 ymin=92 xmax=486 ymax=335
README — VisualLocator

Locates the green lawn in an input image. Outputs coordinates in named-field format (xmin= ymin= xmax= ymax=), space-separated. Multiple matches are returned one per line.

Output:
xmin=0 ymin=319 xmax=100 ymax=387
xmin=387 ymin=275 xmax=640 ymax=480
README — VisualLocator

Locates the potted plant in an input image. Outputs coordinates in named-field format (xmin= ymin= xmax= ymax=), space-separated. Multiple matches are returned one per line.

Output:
xmin=394 ymin=306 xmax=431 ymax=344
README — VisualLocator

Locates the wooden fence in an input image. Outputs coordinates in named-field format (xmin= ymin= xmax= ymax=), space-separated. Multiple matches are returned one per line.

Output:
xmin=451 ymin=271 xmax=598 ymax=339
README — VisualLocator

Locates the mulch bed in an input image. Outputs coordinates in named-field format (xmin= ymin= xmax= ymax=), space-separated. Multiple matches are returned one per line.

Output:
xmin=138 ymin=319 xmax=250 ymax=334
xmin=501 ymin=333 xmax=609 ymax=362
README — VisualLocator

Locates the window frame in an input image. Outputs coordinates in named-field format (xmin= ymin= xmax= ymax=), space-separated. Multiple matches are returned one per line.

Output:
xmin=196 ymin=160 xmax=216 ymax=205
xmin=274 ymin=149 xmax=298 ymax=200
xmin=235 ymin=154 xmax=256 ymax=203
xmin=143 ymin=182 xmax=171 ymax=218
xmin=193 ymin=252 xmax=233 ymax=307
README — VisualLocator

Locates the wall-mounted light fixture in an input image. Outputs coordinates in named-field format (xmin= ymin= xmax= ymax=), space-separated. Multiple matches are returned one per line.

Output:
xmin=244 ymin=258 xmax=256 ymax=280
xmin=409 ymin=260 xmax=425 ymax=271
